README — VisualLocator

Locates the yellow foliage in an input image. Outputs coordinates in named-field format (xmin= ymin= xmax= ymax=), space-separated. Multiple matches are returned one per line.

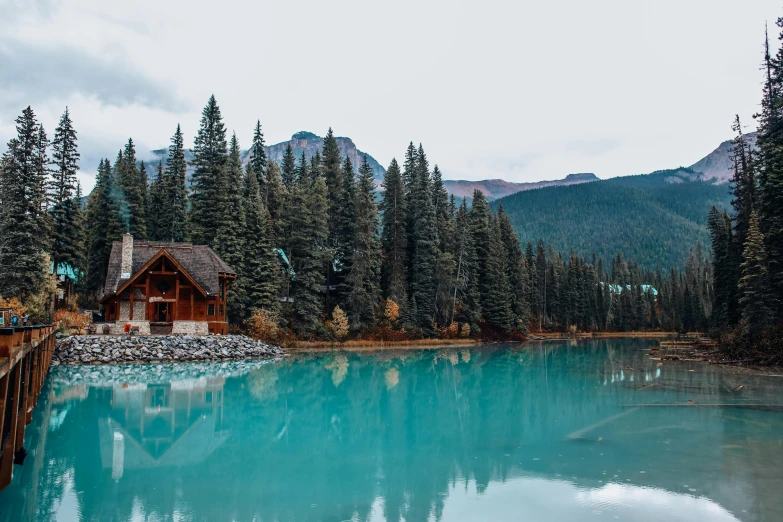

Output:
xmin=441 ymin=322 xmax=459 ymax=338
xmin=55 ymin=310 xmax=90 ymax=333
xmin=459 ymin=323 xmax=471 ymax=338
xmin=328 ymin=306 xmax=349 ymax=341
xmin=247 ymin=309 xmax=280 ymax=344
xmin=384 ymin=299 xmax=399 ymax=325
xmin=0 ymin=296 xmax=27 ymax=318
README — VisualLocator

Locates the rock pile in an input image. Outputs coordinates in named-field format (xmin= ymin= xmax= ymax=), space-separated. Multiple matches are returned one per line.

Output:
xmin=51 ymin=358 xmax=278 ymax=385
xmin=54 ymin=335 xmax=284 ymax=365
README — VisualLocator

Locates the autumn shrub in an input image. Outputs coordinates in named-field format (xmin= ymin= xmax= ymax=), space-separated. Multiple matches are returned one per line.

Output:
xmin=440 ymin=322 xmax=459 ymax=339
xmin=327 ymin=306 xmax=349 ymax=341
xmin=246 ymin=308 xmax=281 ymax=344
xmin=0 ymin=296 xmax=27 ymax=319
xmin=459 ymin=323 xmax=471 ymax=338
xmin=55 ymin=310 xmax=91 ymax=334
xmin=384 ymin=299 xmax=400 ymax=326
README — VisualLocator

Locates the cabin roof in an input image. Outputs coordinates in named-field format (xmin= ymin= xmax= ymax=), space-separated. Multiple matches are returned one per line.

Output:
xmin=103 ymin=241 xmax=235 ymax=299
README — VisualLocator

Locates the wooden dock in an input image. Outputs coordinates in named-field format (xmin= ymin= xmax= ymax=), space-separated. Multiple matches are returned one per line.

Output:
xmin=0 ymin=324 xmax=56 ymax=493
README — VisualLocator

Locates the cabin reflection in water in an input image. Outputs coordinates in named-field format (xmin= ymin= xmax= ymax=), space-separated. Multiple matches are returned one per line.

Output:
xmin=98 ymin=378 xmax=227 ymax=477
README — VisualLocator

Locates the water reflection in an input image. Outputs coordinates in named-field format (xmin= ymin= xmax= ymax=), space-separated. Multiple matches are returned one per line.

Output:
xmin=1 ymin=340 xmax=782 ymax=522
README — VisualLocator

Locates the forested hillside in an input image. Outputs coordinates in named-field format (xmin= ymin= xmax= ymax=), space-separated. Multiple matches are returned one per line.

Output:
xmin=493 ymin=168 xmax=732 ymax=270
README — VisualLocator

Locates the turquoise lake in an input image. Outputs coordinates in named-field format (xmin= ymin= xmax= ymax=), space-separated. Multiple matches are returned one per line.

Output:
xmin=1 ymin=339 xmax=782 ymax=521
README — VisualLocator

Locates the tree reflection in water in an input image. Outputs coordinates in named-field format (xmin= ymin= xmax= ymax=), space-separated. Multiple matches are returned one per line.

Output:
xmin=1 ymin=340 xmax=782 ymax=522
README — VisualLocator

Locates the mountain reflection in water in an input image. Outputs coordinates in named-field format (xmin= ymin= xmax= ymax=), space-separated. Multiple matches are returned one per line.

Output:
xmin=1 ymin=340 xmax=782 ymax=522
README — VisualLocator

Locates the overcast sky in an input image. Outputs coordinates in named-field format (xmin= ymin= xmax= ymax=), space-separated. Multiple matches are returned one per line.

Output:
xmin=1 ymin=0 xmax=780 ymax=193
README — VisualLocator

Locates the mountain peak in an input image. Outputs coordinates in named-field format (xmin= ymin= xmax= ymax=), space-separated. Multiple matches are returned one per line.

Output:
xmin=564 ymin=173 xmax=599 ymax=182
xmin=291 ymin=131 xmax=320 ymax=141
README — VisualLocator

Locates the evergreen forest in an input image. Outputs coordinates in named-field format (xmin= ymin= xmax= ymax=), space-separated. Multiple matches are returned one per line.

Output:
xmin=0 ymin=98 xmax=713 ymax=341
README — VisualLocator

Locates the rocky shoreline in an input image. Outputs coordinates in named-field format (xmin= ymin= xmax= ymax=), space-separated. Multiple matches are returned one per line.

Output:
xmin=53 ymin=335 xmax=284 ymax=365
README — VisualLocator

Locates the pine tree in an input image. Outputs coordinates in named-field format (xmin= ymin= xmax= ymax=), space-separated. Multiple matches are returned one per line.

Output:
xmin=498 ymin=204 xmax=529 ymax=331
xmin=147 ymin=161 xmax=167 ymax=240
xmin=334 ymin=156 xmax=356 ymax=307
xmin=431 ymin=165 xmax=452 ymax=250
xmin=295 ymin=151 xmax=309 ymax=183
xmin=280 ymin=143 xmax=296 ymax=188
xmin=345 ymin=155 xmax=382 ymax=330
xmin=756 ymin=23 xmax=783 ymax=319
xmin=322 ymin=128 xmax=343 ymax=236
xmin=380 ymin=158 xmax=408 ymax=310
xmin=409 ymin=145 xmax=438 ymax=335
xmin=453 ymin=198 xmax=481 ymax=327
xmin=84 ymin=159 xmax=124 ymax=296
xmin=34 ymin=123 xmax=52 ymax=242
xmin=470 ymin=190 xmax=493 ymax=320
xmin=166 ymin=124 xmax=189 ymax=242
xmin=289 ymin=176 xmax=329 ymax=336
xmin=729 ymin=115 xmax=757 ymax=250
xmin=0 ymin=107 xmax=49 ymax=298
xmin=738 ymin=211 xmax=772 ymax=332
xmin=309 ymin=150 xmax=322 ymax=183
xmin=117 ymin=138 xmax=147 ymax=238
xmin=250 ymin=120 xmax=268 ymax=199
xmin=265 ymin=159 xmax=287 ymax=242
xmin=213 ymin=134 xmax=247 ymax=321
xmin=50 ymin=117 xmax=81 ymax=273
xmin=483 ymin=215 xmax=514 ymax=332
xmin=242 ymin=163 xmax=281 ymax=313
xmin=708 ymin=206 xmax=738 ymax=327
xmin=190 ymin=95 xmax=228 ymax=247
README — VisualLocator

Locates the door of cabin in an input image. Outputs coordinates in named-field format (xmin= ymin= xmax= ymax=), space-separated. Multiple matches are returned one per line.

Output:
xmin=153 ymin=302 xmax=173 ymax=323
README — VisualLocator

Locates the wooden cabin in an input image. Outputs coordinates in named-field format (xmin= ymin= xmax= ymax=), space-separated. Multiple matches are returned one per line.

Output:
xmin=100 ymin=234 xmax=236 ymax=335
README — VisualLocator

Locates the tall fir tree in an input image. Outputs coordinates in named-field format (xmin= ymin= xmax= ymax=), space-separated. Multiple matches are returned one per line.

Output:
xmin=280 ymin=143 xmax=297 ymax=188
xmin=345 ymin=155 xmax=382 ymax=330
xmin=289 ymin=176 xmax=329 ymax=336
xmin=0 ymin=107 xmax=49 ymax=298
xmin=250 ymin=120 xmax=268 ymax=199
xmin=729 ymin=115 xmax=757 ymax=250
xmin=756 ymin=22 xmax=783 ymax=319
xmin=190 ymin=95 xmax=228 ymax=247
xmin=498 ymin=204 xmax=530 ymax=331
xmin=408 ymin=145 xmax=438 ymax=335
xmin=117 ymin=138 xmax=147 ymax=238
xmin=322 ymin=127 xmax=343 ymax=236
xmin=213 ymin=133 xmax=247 ymax=321
xmin=738 ymin=210 xmax=773 ymax=332
xmin=482 ymin=215 xmax=514 ymax=332
xmin=147 ymin=161 xmax=167 ymax=240
xmin=380 ymin=158 xmax=408 ymax=310
xmin=453 ymin=198 xmax=481 ymax=327
xmin=50 ymin=107 xmax=83 ymax=276
xmin=265 ymin=159 xmax=287 ymax=242
xmin=242 ymin=163 xmax=281 ymax=313
xmin=334 ymin=156 xmax=356 ymax=307
xmin=84 ymin=159 xmax=124 ymax=296
xmin=166 ymin=124 xmax=189 ymax=242
xmin=469 ymin=190 xmax=493 ymax=321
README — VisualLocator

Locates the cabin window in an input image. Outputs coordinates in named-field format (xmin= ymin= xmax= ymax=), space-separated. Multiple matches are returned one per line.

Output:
xmin=220 ymin=282 xmax=225 ymax=301
xmin=219 ymin=304 xmax=224 ymax=317
xmin=208 ymin=304 xmax=215 ymax=316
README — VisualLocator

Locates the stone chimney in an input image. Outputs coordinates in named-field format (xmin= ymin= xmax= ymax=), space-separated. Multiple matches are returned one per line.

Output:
xmin=120 ymin=234 xmax=133 ymax=278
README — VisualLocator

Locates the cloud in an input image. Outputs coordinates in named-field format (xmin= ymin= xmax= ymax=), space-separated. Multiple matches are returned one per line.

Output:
xmin=0 ymin=41 xmax=188 ymax=113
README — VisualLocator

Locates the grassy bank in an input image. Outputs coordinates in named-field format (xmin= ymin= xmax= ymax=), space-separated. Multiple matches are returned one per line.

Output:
xmin=288 ymin=338 xmax=481 ymax=352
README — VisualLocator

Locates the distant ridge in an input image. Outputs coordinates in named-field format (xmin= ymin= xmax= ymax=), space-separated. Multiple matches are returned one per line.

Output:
xmin=444 ymin=173 xmax=599 ymax=202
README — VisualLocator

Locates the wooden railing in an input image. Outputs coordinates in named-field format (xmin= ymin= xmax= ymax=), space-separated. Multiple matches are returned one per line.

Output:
xmin=0 ymin=324 xmax=56 ymax=492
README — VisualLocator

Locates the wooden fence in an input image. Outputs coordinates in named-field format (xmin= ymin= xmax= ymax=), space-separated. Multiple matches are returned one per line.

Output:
xmin=0 ymin=324 xmax=56 ymax=492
